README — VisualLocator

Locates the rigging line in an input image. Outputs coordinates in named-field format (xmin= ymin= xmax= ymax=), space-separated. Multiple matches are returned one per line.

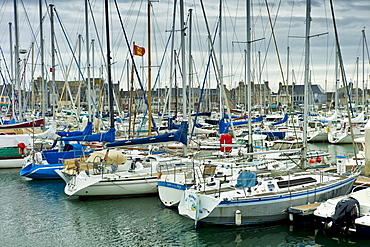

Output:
xmin=329 ymin=0 xmax=359 ymax=170
xmin=0 ymin=46 xmax=19 ymax=111
xmin=190 ymin=22 xmax=219 ymax=137
xmin=258 ymin=0 xmax=282 ymax=85
xmin=0 ymin=48 xmax=14 ymax=106
xmin=19 ymin=0 xmax=40 ymax=49
xmin=264 ymin=0 xmax=286 ymax=86
xmin=287 ymin=0 xmax=295 ymax=46
xmin=54 ymin=8 xmax=103 ymax=124
xmin=329 ymin=0 xmax=352 ymax=115
xmin=55 ymin=39 xmax=80 ymax=119
xmin=322 ymin=0 xmax=330 ymax=91
xmin=199 ymin=0 xmax=235 ymax=138
xmin=113 ymin=0 xmax=159 ymax=135
xmin=117 ymin=0 xmax=144 ymax=85
xmin=87 ymin=0 xmax=106 ymax=67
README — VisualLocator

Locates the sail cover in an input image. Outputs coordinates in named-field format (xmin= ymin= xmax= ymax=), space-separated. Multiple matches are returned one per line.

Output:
xmin=271 ymin=114 xmax=288 ymax=126
xmin=60 ymin=128 xmax=115 ymax=142
xmin=106 ymin=121 xmax=188 ymax=147
xmin=58 ymin=121 xmax=93 ymax=137
xmin=219 ymin=116 xmax=263 ymax=134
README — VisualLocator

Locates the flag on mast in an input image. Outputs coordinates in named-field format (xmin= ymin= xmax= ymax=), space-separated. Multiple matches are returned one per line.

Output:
xmin=133 ymin=45 xmax=145 ymax=56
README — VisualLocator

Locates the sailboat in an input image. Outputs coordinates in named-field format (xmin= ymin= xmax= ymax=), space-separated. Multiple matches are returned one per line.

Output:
xmin=63 ymin=0 xmax=190 ymax=197
xmin=328 ymin=111 xmax=366 ymax=144
xmin=19 ymin=123 xmax=96 ymax=179
xmin=177 ymin=0 xmax=359 ymax=227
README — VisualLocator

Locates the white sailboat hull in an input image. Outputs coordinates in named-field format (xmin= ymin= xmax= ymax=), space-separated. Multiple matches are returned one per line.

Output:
xmin=0 ymin=158 xmax=25 ymax=168
xmin=178 ymin=173 xmax=357 ymax=226
xmin=65 ymin=171 xmax=158 ymax=197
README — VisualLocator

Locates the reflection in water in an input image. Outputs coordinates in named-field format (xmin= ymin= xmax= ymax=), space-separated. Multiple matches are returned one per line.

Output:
xmin=194 ymin=223 xmax=318 ymax=247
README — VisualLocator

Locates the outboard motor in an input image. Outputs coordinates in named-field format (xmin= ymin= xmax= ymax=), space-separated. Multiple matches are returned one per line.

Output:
xmin=326 ymin=197 xmax=360 ymax=236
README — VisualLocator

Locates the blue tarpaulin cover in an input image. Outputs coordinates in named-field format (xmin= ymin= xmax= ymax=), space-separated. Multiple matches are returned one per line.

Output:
xmin=235 ymin=171 xmax=257 ymax=189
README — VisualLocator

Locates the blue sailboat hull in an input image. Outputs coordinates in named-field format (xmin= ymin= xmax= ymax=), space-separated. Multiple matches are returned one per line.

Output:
xmin=20 ymin=163 xmax=64 ymax=179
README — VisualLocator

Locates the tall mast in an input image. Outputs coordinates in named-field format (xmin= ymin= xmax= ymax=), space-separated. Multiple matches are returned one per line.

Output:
xmin=85 ymin=0 xmax=92 ymax=122
xmin=356 ymin=57 xmax=359 ymax=106
xmin=302 ymin=0 xmax=311 ymax=168
xmin=188 ymin=8 xmax=193 ymax=120
xmin=180 ymin=0 xmax=187 ymax=156
xmin=9 ymin=22 xmax=15 ymax=120
xmin=50 ymin=4 xmax=56 ymax=121
xmin=219 ymin=0 xmax=223 ymax=118
xmin=147 ymin=0 xmax=153 ymax=136
xmin=335 ymin=45 xmax=339 ymax=110
xmin=246 ymin=0 xmax=252 ymax=153
xmin=39 ymin=0 xmax=45 ymax=128
xmin=104 ymin=0 xmax=114 ymax=129
xmin=14 ymin=0 xmax=21 ymax=120
xmin=168 ymin=0 xmax=177 ymax=116
xmin=362 ymin=29 xmax=365 ymax=108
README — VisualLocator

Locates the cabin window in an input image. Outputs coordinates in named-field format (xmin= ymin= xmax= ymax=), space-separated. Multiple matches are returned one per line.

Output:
xmin=277 ymin=177 xmax=317 ymax=189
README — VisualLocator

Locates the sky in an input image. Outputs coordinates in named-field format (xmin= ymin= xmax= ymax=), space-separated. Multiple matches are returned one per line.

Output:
xmin=0 ymin=0 xmax=369 ymax=94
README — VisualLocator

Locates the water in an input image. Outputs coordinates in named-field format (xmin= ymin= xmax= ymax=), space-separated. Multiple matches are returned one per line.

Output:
xmin=1 ymin=144 xmax=370 ymax=246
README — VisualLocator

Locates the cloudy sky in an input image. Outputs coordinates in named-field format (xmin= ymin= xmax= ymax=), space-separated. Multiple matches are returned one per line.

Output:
xmin=0 ymin=0 xmax=369 ymax=94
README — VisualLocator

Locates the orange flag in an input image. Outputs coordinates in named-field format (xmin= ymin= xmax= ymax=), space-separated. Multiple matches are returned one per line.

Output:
xmin=133 ymin=45 xmax=145 ymax=56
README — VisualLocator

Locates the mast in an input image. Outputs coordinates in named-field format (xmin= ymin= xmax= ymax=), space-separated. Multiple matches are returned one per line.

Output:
xmin=78 ymin=34 xmax=82 ymax=126
xmin=168 ymin=0 xmax=177 ymax=118
xmin=39 ymin=0 xmax=45 ymax=128
xmin=335 ymin=45 xmax=339 ymax=110
xmin=219 ymin=0 xmax=223 ymax=119
xmin=180 ymin=0 xmax=187 ymax=156
xmin=302 ymin=0 xmax=311 ymax=168
xmin=356 ymin=56 xmax=359 ymax=107
xmin=147 ymin=0 xmax=153 ymax=136
xmin=246 ymin=0 xmax=253 ymax=153
xmin=85 ymin=0 xmax=92 ymax=122
xmin=14 ymin=0 xmax=21 ymax=120
xmin=9 ymin=22 xmax=15 ymax=121
xmin=50 ymin=4 xmax=56 ymax=121
xmin=362 ymin=29 xmax=365 ymax=108
xmin=188 ymin=8 xmax=193 ymax=120
xmin=104 ymin=0 xmax=114 ymax=129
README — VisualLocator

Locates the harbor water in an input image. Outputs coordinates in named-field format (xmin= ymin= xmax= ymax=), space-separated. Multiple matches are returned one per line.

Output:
xmin=2 ymin=144 xmax=370 ymax=246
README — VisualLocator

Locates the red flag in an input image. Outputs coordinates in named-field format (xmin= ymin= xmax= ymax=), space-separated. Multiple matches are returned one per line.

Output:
xmin=133 ymin=45 xmax=145 ymax=56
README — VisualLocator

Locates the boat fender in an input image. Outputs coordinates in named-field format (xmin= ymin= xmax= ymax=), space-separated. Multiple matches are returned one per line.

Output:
xmin=33 ymin=152 xmax=42 ymax=164
xmin=157 ymin=172 xmax=162 ymax=179
xmin=289 ymin=213 xmax=294 ymax=222
xmin=300 ymin=126 xmax=303 ymax=131
xmin=235 ymin=210 xmax=242 ymax=226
